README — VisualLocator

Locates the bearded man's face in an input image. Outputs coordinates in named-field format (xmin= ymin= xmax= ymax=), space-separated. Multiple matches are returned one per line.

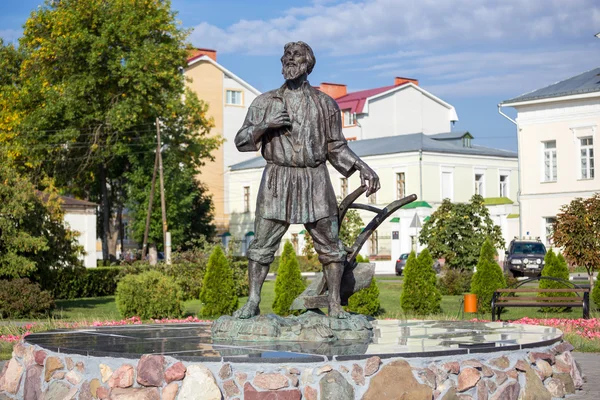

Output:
xmin=281 ymin=44 xmax=308 ymax=80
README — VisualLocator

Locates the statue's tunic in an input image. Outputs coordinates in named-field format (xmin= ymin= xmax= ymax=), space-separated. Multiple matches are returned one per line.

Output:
xmin=235 ymin=82 xmax=360 ymax=224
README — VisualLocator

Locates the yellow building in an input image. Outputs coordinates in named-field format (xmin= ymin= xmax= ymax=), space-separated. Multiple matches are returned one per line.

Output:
xmin=184 ymin=49 xmax=260 ymax=234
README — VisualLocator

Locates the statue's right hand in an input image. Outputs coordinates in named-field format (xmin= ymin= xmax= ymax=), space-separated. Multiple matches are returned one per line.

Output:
xmin=265 ymin=110 xmax=292 ymax=129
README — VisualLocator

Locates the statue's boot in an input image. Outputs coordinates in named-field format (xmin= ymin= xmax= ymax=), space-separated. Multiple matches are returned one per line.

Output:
xmin=324 ymin=262 xmax=350 ymax=319
xmin=233 ymin=260 xmax=269 ymax=319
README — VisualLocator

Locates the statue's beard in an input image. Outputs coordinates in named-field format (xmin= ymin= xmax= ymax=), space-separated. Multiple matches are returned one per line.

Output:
xmin=282 ymin=62 xmax=307 ymax=81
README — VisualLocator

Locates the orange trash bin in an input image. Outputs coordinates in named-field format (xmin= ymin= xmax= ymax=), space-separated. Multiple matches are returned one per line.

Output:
xmin=464 ymin=293 xmax=477 ymax=313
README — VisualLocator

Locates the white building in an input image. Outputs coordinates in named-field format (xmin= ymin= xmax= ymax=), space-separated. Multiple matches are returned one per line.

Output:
xmin=501 ymin=67 xmax=600 ymax=247
xmin=226 ymin=79 xmax=518 ymax=272
xmin=61 ymin=197 xmax=98 ymax=268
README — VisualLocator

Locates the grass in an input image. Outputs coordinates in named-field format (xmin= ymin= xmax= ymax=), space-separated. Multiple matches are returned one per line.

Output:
xmin=2 ymin=279 xmax=600 ymax=360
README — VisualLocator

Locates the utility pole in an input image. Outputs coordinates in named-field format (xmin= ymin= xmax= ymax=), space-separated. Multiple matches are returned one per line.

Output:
xmin=156 ymin=118 xmax=169 ymax=263
xmin=141 ymin=150 xmax=159 ymax=260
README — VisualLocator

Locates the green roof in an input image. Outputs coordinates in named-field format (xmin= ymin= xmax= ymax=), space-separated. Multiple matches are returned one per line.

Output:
xmin=483 ymin=197 xmax=514 ymax=205
xmin=245 ymin=231 xmax=255 ymax=236
xmin=423 ymin=216 xmax=430 ymax=222
xmin=221 ymin=232 xmax=231 ymax=237
xmin=507 ymin=213 xmax=520 ymax=219
xmin=299 ymin=229 xmax=306 ymax=234
xmin=401 ymin=201 xmax=432 ymax=209
xmin=389 ymin=217 xmax=400 ymax=223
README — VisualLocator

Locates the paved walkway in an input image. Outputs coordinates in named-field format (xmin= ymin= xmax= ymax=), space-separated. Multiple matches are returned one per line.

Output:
xmin=569 ymin=352 xmax=600 ymax=399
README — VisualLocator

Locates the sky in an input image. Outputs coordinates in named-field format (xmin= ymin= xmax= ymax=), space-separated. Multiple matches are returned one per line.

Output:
xmin=2 ymin=0 xmax=600 ymax=152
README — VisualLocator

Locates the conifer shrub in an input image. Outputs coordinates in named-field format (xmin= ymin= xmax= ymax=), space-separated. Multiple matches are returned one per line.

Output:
xmin=401 ymin=249 xmax=442 ymax=315
xmin=116 ymin=270 xmax=184 ymax=319
xmin=0 ymin=279 xmax=55 ymax=318
xmin=355 ymin=254 xmax=370 ymax=263
xmin=470 ymin=238 xmax=506 ymax=313
xmin=592 ymin=281 xmax=600 ymax=310
xmin=231 ymin=260 xmax=249 ymax=297
xmin=539 ymin=250 xmax=575 ymax=312
xmin=273 ymin=241 xmax=306 ymax=316
xmin=199 ymin=246 xmax=238 ymax=317
xmin=437 ymin=268 xmax=472 ymax=295
xmin=346 ymin=277 xmax=380 ymax=315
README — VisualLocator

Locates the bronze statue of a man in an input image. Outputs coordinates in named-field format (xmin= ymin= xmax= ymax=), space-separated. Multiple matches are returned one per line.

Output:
xmin=234 ymin=41 xmax=380 ymax=319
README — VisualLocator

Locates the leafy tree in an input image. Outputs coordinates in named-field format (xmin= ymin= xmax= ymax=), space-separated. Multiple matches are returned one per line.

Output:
xmin=200 ymin=246 xmax=238 ymax=317
xmin=419 ymin=194 xmax=505 ymax=271
xmin=303 ymin=208 xmax=363 ymax=259
xmin=273 ymin=241 xmax=306 ymax=316
xmin=400 ymin=249 xmax=442 ymax=315
xmin=470 ymin=238 xmax=506 ymax=313
xmin=0 ymin=152 xmax=83 ymax=279
xmin=553 ymin=194 xmax=600 ymax=290
xmin=539 ymin=250 xmax=575 ymax=312
xmin=8 ymin=0 xmax=219 ymax=263
xmin=346 ymin=277 xmax=380 ymax=316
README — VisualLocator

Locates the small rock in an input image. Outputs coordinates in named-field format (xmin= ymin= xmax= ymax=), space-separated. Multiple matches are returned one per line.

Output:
xmin=552 ymin=359 xmax=571 ymax=374
xmin=506 ymin=369 xmax=518 ymax=379
xmin=219 ymin=363 xmax=232 ymax=380
xmin=97 ymin=386 xmax=110 ymax=400
xmin=253 ymin=373 xmax=289 ymax=390
xmin=109 ymin=364 xmax=134 ymax=388
xmin=481 ymin=366 xmax=493 ymax=378
xmin=243 ymin=382 xmax=301 ymax=400
xmin=89 ymin=378 xmax=101 ymax=398
xmin=34 ymin=350 xmax=47 ymax=366
xmin=162 ymin=382 xmax=179 ymax=400
xmin=439 ymin=387 xmax=459 ymax=400
xmin=458 ymin=367 xmax=481 ymax=392
xmin=351 ymin=364 xmax=365 ymax=386
xmin=320 ymin=370 xmax=354 ymax=400
xmin=66 ymin=370 xmax=82 ymax=385
xmin=100 ymin=364 xmax=113 ymax=383
xmin=488 ymin=356 xmax=510 ymax=370
xmin=418 ymin=368 xmax=437 ymax=389
xmin=179 ymin=364 xmax=221 ymax=400
xmin=363 ymin=360 xmax=432 ymax=400
xmin=76 ymin=361 xmax=85 ymax=373
xmin=514 ymin=360 xmax=528 ymax=372
xmin=13 ymin=342 xmax=26 ymax=358
xmin=51 ymin=371 xmax=66 ymax=380
xmin=476 ymin=380 xmax=488 ymax=400
xmin=442 ymin=361 xmax=461 ymax=374
xmin=301 ymin=368 xmax=314 ymax=385
xmin=462 ymin=359 xmax=483 ymax=369
xmin=0 ymin=358 xmax=24 ymax=394
xmin=487 ymin=380 xmax=497 ymax=394
xmin=438 ymin=378 xmax=456 ymax=393
xmin=489 ymin=381 xmax=520 ymax=400
xmin=44 ymin=380 xmax=76 ymax=400
xmin=235 ymin=371 xmax=248 ymax=386
xmin=304 ymin=385 xmax=318 ymax=400
xmin=65 ymin=357 xmax=74 ymax=371
xmin=288 ymin=367 xmax=300 ymax=375
xmin=535 ymin=359 xmax=552 ymax=379
xmin=23 ymin=364 xmax=43 ymax=400
xmin=553 ymin=372 xmax=575 ymax=394
xmin=317 ymin=365 xmax=333 ymax=375
xmin=110 ymin=387 xmax=160 ymax=400
xmin=458 ymin=395 xmax=473 ymax=400
xmin=223 ymin=379 xmax=240 ymax=398
xmin=339 ymin=365 xmax=349 ymax=374
xmin=136 ymin=354 xmax=165 ymax=387
xmin=44 ymin=356 xmax=64 ymax=382
xmin=528 ymin=352 xmax=554 ymax=365
xmin=551 ymin=341 xmax=574 ymax=355
xmin=494 ymin=370 xmax=507 ymax=386
xmin=429 ymin=363 xmax=449 ymax=384
xmin=78 ymin=380 xmax=93 ymax=400
xmin=286 ymin=372 xmax=299 ymax=387
xmin=558 ymin=351 xmax=584 ymax=389
xmin=521 ymin=362 xmax=551 ymax=400
xmin=364 ymin=356 xmax=382 ymax=376
xmin=544 ymin=378 xmax=565 ymax=398
xmin=165 ymin=362 xmax=186 ymax=383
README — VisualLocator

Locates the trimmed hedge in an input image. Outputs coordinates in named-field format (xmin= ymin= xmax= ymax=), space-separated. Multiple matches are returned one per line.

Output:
xmin=39 ymin=266 xmax=122 ymax=300
xmin=0 ymin=278 xmax=55 ymax=318
xmin=116 ymin=270 xmax=184 ymax=319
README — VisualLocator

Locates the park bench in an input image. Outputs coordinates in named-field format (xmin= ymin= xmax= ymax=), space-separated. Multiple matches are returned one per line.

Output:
xmin=491 ymin=276 xmax=590 ymax=321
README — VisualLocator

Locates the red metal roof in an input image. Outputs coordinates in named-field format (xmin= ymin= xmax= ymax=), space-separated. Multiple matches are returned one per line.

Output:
xmin=336 ymin=83 xmax=406 ymax=114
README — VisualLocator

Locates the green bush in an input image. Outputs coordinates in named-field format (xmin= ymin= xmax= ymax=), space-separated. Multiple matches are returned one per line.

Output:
xmin=273 ymin=242 xmax=306 ymax=316
xmin=0 ymin=278 xmax=55 ymax=318
xmin=438 ymin=267 xmax=473 ymax=295
xmin=592 ymin=282 xmax=600 ymax=310
xmin=39 ymin=266 xmax=122 ymax=299
xmin=346 ymin=277 xmax=380 ymax=315
xmin=539 ymin=250 xmax=575 ymax=312
xmin=231 ymin=260 xmax=249 ymax=297
xmin=199 ymin=246 xmax=238 ymax=317
xmin=470 ymin=238 xmax=506 ymax=313
xmin=356 ymin=254 xmax=370 ymax=263
xmin=115 ymin=270 xmax=184 ymax=319
xmin=401 ymin=249 xmax=442 ymax=315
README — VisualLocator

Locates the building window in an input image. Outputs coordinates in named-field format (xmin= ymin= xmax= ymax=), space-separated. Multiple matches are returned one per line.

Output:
xmin=580 ymin=137 xmax=594 ymax=179
xmin=243 ymin=186 xmax=250 ymax=213
xmin=369 ymin=231 xmax=378 ymax=255
xmin=543 ymin=140 xmax=557 ymax=182
xmin=396 ymin=172 xmax=405 ymax=200
xmin=441 ymin=171 xmax=453 ymax=201
xmin=340 ymin=178 xmax=348 ymax=198
xmin=474 ymin=173 xmax=485 ymax=196
xmin=226 ymin=90 xmax=243 ymax=105
xmin=499 ymin=174 xmax=509 ymax=197
xmin=544 ymin=217 xmax=556 ymax=247
xmin=343 ymin=109 xmax=356 ymax=126
xmin=463 ymin=136 xmax=472 ymax=148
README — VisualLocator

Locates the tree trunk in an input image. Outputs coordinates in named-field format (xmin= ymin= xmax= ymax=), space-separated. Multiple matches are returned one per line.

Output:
xmin=100 ymin=164 xmax=110 ymax=266
xmin=118 ymin=205 xmax=124 ymax=260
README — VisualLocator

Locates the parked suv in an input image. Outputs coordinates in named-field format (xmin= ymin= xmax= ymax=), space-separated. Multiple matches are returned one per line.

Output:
xmin=504 ymin=238 xmax=547 ymax=277
xmin=395 ymin=253 xmax=441 ymax=276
